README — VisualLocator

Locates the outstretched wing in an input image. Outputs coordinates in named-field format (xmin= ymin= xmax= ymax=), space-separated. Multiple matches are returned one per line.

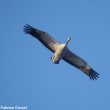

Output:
xmin=63 ymin=49 xmax=99 ymax=80
xmin=23 ymin=24 xmax=60 ymax=52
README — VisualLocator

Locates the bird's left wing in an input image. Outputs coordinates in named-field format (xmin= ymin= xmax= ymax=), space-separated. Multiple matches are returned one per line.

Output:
xmin=23 ymin=24 xmax=60 ymax=52
xmin=63 ymin=48 xmax=99 ymax=80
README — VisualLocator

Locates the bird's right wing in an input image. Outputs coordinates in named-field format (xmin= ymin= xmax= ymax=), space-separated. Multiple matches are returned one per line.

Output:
xmin=63 ymin=48 xmax=99 ymax=80
xmin=23 ymin=24 xmax=60 ymax=52
xmin=63 ymin=48 xmax=87 ymax=69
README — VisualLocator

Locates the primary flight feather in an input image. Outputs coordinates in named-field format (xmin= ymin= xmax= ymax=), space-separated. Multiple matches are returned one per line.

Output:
xmin=23 ymin=24 xmax=99 ymax=80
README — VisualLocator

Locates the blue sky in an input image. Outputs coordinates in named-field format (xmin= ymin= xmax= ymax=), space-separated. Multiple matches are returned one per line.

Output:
xmin=0 ymin=0 xmax=110 ymax=110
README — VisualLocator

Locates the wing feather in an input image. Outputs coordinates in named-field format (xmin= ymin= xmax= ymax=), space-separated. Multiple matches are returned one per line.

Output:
xmin=63 ymin=49 xmax=99 ymax=80
xmin=23 ymin=24 xmax=60 ymax=52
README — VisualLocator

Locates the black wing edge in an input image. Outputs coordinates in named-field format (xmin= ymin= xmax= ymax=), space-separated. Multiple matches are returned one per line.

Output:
xmin=88 ymin=68 xmax=99 ymax=80
xmin=23 ymin=24 xmax=35 ymax=34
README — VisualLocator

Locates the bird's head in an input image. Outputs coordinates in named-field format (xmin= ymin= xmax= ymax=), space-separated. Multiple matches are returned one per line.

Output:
xmin=66 ymin=36 xmax=71 ymax=45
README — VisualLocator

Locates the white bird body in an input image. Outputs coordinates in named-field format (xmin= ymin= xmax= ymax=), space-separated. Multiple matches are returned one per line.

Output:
xmin=51 ymin=37 xmax=71 ymax=64
xmin=23 ymin=24 xmax=99 ymax=80
xmin=51 ymin=44 xmax=67 ymax=64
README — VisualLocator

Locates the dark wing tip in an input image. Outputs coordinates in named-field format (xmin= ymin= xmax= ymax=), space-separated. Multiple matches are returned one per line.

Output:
xmin=23 ymin=24 xmax=35 ymax=34
xmin=89 ymin=69 xmax=99 ymax=80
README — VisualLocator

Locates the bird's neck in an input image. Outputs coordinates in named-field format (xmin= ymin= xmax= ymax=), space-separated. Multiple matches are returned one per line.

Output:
xmin=65 ymin=37 xmax=71 ymax=46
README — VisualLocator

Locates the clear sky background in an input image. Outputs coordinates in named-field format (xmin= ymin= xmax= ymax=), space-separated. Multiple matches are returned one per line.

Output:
xmin=0 ymin=0 xmax=110 ymax=110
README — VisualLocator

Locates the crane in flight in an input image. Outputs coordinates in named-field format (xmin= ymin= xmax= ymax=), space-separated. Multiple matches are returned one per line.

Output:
xmin=23 ymin=24 xmax=99 ymax=80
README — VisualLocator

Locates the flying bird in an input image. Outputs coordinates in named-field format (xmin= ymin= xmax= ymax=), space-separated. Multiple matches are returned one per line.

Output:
xmin=23 ymin=24 xmax=99 ymax=80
